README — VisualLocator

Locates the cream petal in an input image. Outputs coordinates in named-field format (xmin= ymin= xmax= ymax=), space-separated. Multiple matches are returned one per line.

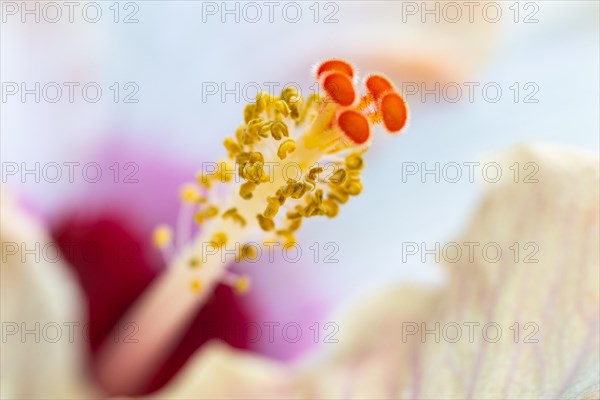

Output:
xmin=419 ymin=143 xmax=599 ymax=399
xmin=1 ymin=189 xmax=98 ymax=399
xmin=297 ymin=285 xmax=443 ymax=399
xmin=146 ymin=341 xmax=298 ymax=399
xmin=301 ymin=143 xmax=599 ymax=399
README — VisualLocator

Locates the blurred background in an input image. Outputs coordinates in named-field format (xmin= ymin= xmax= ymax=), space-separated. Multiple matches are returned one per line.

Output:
xmin=1 ymin=0 xmax=599 ymax=395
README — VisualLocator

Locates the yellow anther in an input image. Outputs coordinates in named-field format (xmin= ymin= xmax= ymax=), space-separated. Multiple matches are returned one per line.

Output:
xmin=277 ymin=139 xmax=296 ymax=160
xmin=251 ymin=153 xmax=265 ymax=163
xmin=344 ymin=180 xmax=363 ymax=196
xmin=289 ymin=104 xmax=301 ymax=120
xmin=271 ymin=121 xmax=289 ymax=140
xmin=286 ymin=210 xmax=302 ymax=219
xmin=237 ymin=151 xmax=264 ymax=165
xmin=210 ymin=232 xmax=228 ymax=248
xmin=281 ymin=86 xmax=301 ymax=104
xmin=315 ymin=189 xmax=324 ymax=205
xmin=196 ymin=172 xmax=212 ymax=189
xmin=280 ymin=233 xmax=297 ymax=246
xmin=303 ymin=191 xmax=324 ymax=217
xmin=303 ymin=180 xmax=316 ymax=191
xmin=322 ymin=198 xmax=340 ymax=218
xmin=222 ymin=207 xmax=247 ymax=227
xmin=345 ymin=153 xmax=364 ymax=170
xmin=241 ymin=162 xmax=265 ymax=183
xmin=264 ymin=196 xmax=281 ymax=219
xmin=292 ymin=182 xmax=310 ymax=199
xmin=235 ymin=153 xmax=249 ymax=165
xmin=224 ymin=137 xmax=242 ymax=158
xmin=246 ymin=118 xmax=265 ymax=140
xmin=329 ymin=168 xmax=347 ymax=185
xmin=234 ymin=127 xmax=246 ymax=146
xmin=329 ymin=189 xmax=349 ymax=204
xmin=307 ymin=167 xmax=323 ymax=183
xmin=215 ymin=161 xmax=235 ymax=183
xmin=256 ymin=94 xmax=266 ymax=114
xmin=189 ymin=257 xmax=202 ymax=268
xmin=281 ymin=87 xmax=302 ymax=120
xmin=256 ymin=92 xmax=273 ymax=114
xmin=288 ymin=217 xmax=302 ymax=231
xmin=236 ymin=215 xmax=247 ymax=226
xmin=347 ymin=169 xmax=361 ymax=180
xmin=240 ymin=243 xmax=258 ymax=261
xmin=233 ymin=275 xmax=251 ymax=295
xmin=180 ymin=184 xmax=199 ymax=203
xmin=269 ymin=123 xmax=283 ymax=140
xmin=244 ymin=104 xmax=257 ymax=123
xmin=239 ymin=181 xmax=257 ymax=200
xmin=152 ymin=225 xmax=172 ymax=249
xmin=293 ymin=204 xmax=308 ymax=218
xmin=278 ymin=183 xmax=293 ymax=198
xmin=190 ymin=279 xmax=203 ymax=293
xmin=195 ymin=205 xmax=219 ymax=224
xmin=303 ymin=206 xmax=315 ymax=217
xmin=258 ymin=122 xmax=272 ymax=139
xmin=257 ymin=120 xmax=271 ymax=136
xmin=303 ymin=195 xmax=321 ymax=217
xmin=284 ymin=180 xmax=308 ymax=199
xmin=206 ymin=205 xmax=219 ymax=217
xmin=257 ymin=214 xmax=276 ymax=231
xmin=276 ymin=192 xmax=287 ymax=205
xmin=274 ymin=100 xmax=291 ymax=117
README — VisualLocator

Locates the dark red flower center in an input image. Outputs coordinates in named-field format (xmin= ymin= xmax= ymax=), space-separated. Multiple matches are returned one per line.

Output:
xmin=51 ymin=213 xmax=256 ymax=395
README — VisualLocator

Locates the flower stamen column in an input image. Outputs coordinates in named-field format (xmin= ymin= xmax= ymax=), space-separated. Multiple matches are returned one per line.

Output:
xmin=95 ymin=59 xmax=409 ymax=395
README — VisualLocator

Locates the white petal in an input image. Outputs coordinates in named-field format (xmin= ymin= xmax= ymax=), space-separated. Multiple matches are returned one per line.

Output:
xmin=302 ymin=143 xmax=599 ymax=399
xmin=148 ymin=341 xmax=298 ymax=399
xmin=1 ymin=189 xmax=98 ymax=399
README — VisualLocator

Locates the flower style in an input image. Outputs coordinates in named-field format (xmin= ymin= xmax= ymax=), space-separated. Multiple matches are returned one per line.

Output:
xmin=153 ymin=58 xmax=408 ymax=295
xmin=95 ymin=59 xmax=408 ymax=395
